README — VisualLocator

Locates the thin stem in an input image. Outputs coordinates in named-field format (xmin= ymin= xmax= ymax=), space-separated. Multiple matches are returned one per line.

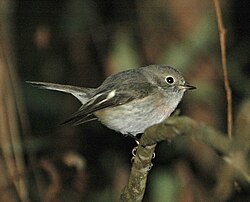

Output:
xmin=213 ymin=0 xmax=233 ymax=139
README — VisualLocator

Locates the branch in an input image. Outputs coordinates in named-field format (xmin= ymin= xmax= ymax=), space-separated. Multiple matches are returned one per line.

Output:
xmin=120 ymin=144 xmax=156 ymax=202
xmin=120 ymin=115 xmax=250 ymax=201
xmin=213 ymin=0 xmax=233 ymax=139
xmin=142 ymin=116 xmax=231 ymax=154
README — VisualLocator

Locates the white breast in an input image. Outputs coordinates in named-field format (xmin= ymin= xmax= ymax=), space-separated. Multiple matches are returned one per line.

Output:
xmin=95 ymin=91 xmax=184 ymax=136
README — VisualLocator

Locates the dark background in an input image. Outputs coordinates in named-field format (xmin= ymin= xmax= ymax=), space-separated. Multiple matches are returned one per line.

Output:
xmin=10 ymin=0 xmax=250 ymax=201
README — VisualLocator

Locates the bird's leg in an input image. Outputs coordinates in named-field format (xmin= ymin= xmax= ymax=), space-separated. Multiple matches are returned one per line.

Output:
xmin=127 ymin=133 xmax=140 ymax=163
xmin=131 ymin=146 xmax=137 ymax=163
xmin=128 ymin=133 xmax=155 ymax=170
xmin=126 ymin=132 xmax=140 ymax=145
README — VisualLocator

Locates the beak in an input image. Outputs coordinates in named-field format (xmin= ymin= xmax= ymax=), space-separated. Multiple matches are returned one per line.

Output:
xmin=179 ymin=84 xmax=196 ymax=90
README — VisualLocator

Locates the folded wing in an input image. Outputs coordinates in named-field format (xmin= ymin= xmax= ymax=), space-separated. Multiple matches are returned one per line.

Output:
xmin=61 ymin=82 xmax=154 ymax=126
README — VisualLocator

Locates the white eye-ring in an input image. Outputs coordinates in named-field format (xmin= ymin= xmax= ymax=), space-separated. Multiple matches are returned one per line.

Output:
xmin=165 ymin=76 xmax=175 ymax=84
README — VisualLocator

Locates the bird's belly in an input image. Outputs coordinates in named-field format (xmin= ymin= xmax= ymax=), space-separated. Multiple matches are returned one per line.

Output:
xmin=95 ymin=96 xmax=179 ymax=136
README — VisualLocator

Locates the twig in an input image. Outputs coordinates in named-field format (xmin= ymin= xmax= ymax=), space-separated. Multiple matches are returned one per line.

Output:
xmin=213 ymin=0 xmax=233 ymax=139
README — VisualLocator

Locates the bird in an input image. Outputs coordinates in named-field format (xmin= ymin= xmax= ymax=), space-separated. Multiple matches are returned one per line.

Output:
xmin=27 ymin=65 xmax=195 ymax=137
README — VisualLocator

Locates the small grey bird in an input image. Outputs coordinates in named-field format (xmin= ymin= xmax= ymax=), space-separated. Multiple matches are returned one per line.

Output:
xmin=27 ymin=65 xmax=195 ymax=136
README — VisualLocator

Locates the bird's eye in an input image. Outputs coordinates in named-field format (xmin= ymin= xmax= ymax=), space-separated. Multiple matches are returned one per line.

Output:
xmin=165 ymin=76 xmax=175 ymax=84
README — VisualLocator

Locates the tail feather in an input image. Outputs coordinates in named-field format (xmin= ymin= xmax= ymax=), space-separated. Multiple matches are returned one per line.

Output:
xmin=26 ymin=81 xmax=94 ymax=104
xmin=60 ymin=113 xmax=97 ymax=126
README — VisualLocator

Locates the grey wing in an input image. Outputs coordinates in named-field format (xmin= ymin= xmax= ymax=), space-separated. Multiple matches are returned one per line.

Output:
xmin=61 ymin=82 xmax=154 ymax=126
xmin=26 ymin=81 xmax=94 ymax=104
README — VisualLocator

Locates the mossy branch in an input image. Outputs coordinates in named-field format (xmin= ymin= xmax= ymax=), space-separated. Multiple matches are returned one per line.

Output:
xmin=120 ymin=104 xmax=250 ymax=201
xmin=120 ymin=144 xmax=156 ymax=202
